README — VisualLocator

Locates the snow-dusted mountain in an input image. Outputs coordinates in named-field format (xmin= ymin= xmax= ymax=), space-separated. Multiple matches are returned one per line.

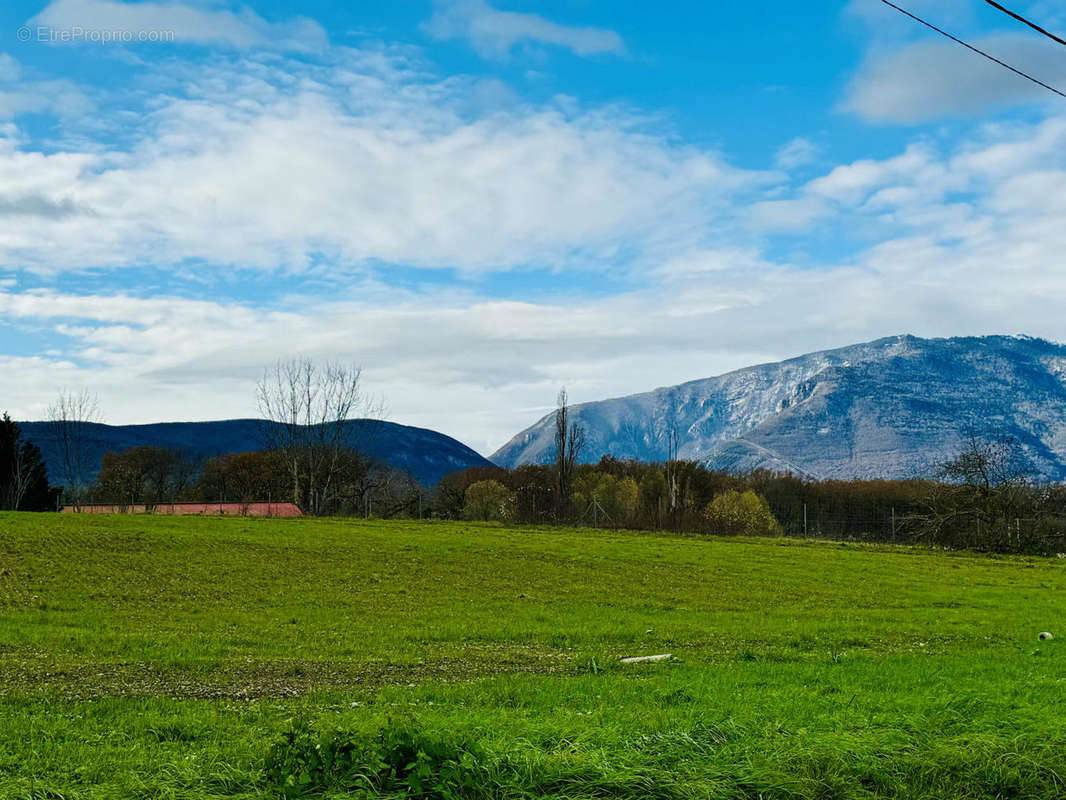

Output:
xmin=492 ymin=335 xmax=1066 ymax=481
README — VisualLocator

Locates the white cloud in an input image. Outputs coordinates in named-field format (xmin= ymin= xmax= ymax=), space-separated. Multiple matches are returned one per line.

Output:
xmin=29 ymin=0 xmax=328 ymax=52
xmin=0 ymin=134 xmax=96 ymax=229
xmin=0 ymin=83 xmax=92 ymax=119
xmin=0 ymin=55 xmax=19 ymax=82
xmin=806 ymin=144 xmax=951 ymax=202
xmin=6 ymin=106 xmax=1066 ymax=452
xmin=7 ymin=144 xmax=1066 ymax=453
xmin=774 ymin=137 xmax=820 ymax=169
xmin=843 ymin=0 xmax=976 ymax=33
xmin=0 ymin=53 xmax=763 ymax=274
xmin=0 ymin=55 xmax=92 ymax=119
xmin=842 ymin=33 xmax=1066 ymax=123
xmin=748 ymin=198 xmax=828 ymax=232
xmin=423 ymin=0 xmax=624 ymax=58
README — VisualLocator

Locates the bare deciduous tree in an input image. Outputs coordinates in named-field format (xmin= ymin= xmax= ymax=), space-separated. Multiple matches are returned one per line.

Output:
xmin=90 ymin=446 xmax=196 ymax=510
xmin=256 ymin=358 xmax=385 ymax=515
xmin=2 ymin=440 xmax=32 ymax=511
xmin=46 ymin=389 xmax=101 ymax=510
xmin=939 ymin=433 xmax=1027 ymax=491
xmin=664 ymin=422 xmax=681 ymax=516
xmin=553 ymin=388 xmax=585 ymax=514
xmin=912 ymin=432 xmax=1049 ymax=551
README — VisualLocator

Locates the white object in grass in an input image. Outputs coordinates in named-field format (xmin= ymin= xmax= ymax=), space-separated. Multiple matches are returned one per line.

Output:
xmin=1039 ymin=631 xmax=1054 ymax=640
xmin=619 ymin=653 xmax=673 ymax=664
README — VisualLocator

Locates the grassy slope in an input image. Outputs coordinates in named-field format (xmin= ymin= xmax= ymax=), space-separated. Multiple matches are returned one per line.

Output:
xmin=1 ymin=512 xmax=1065 ymax=798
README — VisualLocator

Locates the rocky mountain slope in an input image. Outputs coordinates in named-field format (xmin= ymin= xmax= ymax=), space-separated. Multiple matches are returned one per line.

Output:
xmin=492 ymin=335 xmax=1066 ymax=481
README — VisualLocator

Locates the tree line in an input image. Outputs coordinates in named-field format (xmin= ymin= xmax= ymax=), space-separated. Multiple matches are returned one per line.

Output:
xmin=437 ymin=393 xmax=1066 ymax=555
xmin=9 ymin=360 xmax=422 ymax=517
xmin=6 ymin=368 xmax=1066 ymax=555
xmin=73 ymin=445 xmax=424 ymax=517
xmin=441 ymin=452 xmax=1066 ymax=555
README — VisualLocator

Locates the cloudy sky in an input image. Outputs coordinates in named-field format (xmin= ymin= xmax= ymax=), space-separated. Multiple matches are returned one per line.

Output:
xmin=2 ymin=0 xmax=1065 ymax=454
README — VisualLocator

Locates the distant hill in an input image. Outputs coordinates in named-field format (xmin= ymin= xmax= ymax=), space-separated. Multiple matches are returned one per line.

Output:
xmin=492 ymin=334 xmax=1066 ymax=481
xmin=19 ymin=418 xmax=491 ymax=486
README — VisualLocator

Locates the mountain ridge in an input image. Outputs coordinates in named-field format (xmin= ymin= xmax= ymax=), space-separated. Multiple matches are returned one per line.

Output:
xmin=492 ymin=334 xmax=1066 ymax=481
xmin=18 ymin=418 xmax=492 ymax=486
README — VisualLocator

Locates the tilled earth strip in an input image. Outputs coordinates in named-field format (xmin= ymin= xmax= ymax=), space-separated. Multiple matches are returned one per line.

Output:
xmin=0 ymin=650 xmax=577 ymax=699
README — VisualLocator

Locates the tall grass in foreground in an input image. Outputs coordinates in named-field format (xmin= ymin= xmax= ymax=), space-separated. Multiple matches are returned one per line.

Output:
xmin=0 ymin=512 xmax=1064 ymax=798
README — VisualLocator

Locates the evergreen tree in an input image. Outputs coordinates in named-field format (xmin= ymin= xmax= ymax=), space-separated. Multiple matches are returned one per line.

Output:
xmin=0 ymin=413 xmax=58 ymax=511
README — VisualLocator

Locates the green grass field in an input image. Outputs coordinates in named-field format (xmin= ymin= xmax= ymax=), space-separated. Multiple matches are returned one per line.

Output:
xmin=1 ymin=512 xmax=1065 ymax=799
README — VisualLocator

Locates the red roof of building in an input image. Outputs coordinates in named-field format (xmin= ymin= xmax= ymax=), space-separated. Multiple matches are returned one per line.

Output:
xmin=62 ymin=502 xmax=303 ymax=517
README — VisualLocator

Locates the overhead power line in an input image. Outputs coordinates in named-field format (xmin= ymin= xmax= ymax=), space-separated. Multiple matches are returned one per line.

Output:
xmin=981 ymin=0 xmax=1066 ymax=48
xmin=878 ymin=0 xmax=1066 ymax=101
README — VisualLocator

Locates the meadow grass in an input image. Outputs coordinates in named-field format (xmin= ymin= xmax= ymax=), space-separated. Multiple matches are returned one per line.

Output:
xmin=1 ymin=512 xmax=1064 ymax=798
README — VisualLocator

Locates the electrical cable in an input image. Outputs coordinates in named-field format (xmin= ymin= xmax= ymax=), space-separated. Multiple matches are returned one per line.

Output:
xmin=981 ymin=0 xmax=1066 ymax=48
xmin=879 ymin=0 xmax=1066 ymax=100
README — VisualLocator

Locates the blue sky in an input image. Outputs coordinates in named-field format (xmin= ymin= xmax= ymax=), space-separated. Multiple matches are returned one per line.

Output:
xmin=2 ymin=0 xmax=1066 ymax=453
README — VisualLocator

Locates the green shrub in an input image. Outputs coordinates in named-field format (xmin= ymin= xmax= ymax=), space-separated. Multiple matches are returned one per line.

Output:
xmin=703 ymin=489 xmax=782 ymax=537
xmin=463 ymin=480 xmax=514 ymax=522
